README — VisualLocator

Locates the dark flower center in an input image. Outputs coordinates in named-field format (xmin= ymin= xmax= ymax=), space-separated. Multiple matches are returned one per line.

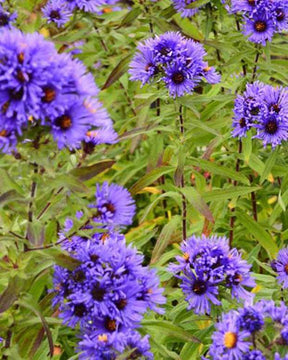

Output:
xmin=127 ymin=349 xmax=142 ymax=359
xmin=271 ymin=103 xmax=280 ymax=113
xmin=104 ymin=317 xmax=117 ymax=332
xmin=10 ymin=88 xmax=24 ymax=101
xmin=116 ymin=298 xmax=127 ymax=310
xmin=172 ymin=72 xmax=185 ymax=85
xmin=16 ymin=70 xmax=26 ymax=83
xmin=159 ymin=46 xmax=170 ymax=56
xmin=248 ymin=0 xmax=256 ymax=6
xmin=72 ymin=269 xmax=86 ymax=283
xmin=42 ymin=87 xmax=56 ymax=103
xmin=104 ymin=202 xmax=116 ymax=213
xmin=0 ymin=14 xmax=9 ymax=27
xmin=18 ymin=52 xmax=25 ymax=64
xmin=73 ymin=303 xmax=86 ymax=317
xmin=254 ymin=21 xmax=267 ymax=33
xmin=250 ymin=107 xmax=259 ymax=115
xmin=50 ymin=10 xmax=61 ymax=20
xmin=145 ymin=63 xmax=153 ymax=72
xmin=265 ymin=119 xmax=278 ymax=134
xmin=91 ymin=284 xmax=105 ymax=301
xmin=276 ymin=10 xmax=285 ymax=21
xmin=239 ymin=118 xmax=246 ymax=128
xmin=285 ymin=263 xmax=288 ymax=274
xmin=55 ymin=115 xmax=72 ymax=130
xmin=232 ymin=273 xmax=243 ymax=285
xmin=2 ymin=101 xmax=9 ymax=114
xmin=0 ymin=130 xmax=7 ymax=137
xmin=90 ymin=253 xmax=99 ymax=262
xmin=192 ymin=280 xmax=207 ymax=295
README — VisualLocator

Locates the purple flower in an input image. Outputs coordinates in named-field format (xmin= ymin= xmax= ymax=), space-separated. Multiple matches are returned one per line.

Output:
xmin=43 ymin=0 xmax=72 ymax=27
xmin=274 ymin=247 xmax=288 ymax=288
xmin=243 ymin=350 xmax=266 ymax=360
xmin=211 ymin=311 xmax=251 ymax=360
xmin=89 ymin=182 xmax=136 ymax=228
xmin=243 ymin=12 xmax=275 ymax=45
xmin=172 ymin=0 xmax=200 ymax=18
xmin=237 ymin=307 xmax=264 ymax=333
xmin=0 ymin=5 xmax=17 ymax=28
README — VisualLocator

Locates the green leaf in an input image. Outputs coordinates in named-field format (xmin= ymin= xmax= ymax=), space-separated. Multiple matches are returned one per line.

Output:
xmin=0 ymin=190 xmax=24 ymax=205
xmin=260 ymin=149 xmax=278 ymax=184
xmin=142 ymin=320 xmax=200 ymax=343
xmin=189 ymin=158 xmax=250 ymax=185
xmin=186 ymin=0 xmax=210 ymax=8
xmin=129 ymin=166 xmax=174 ymax=195
xmin=180 ymin=187 xmax=214 ymax=223
xmin=102 ymin=54 xmax=132 ymax=90
xmin=69 ymin=160 xmax=115 ymax=181
xmin=119 ymin=7 xmax=142 ymax=27
xmin=202 ymin=186 xmax=260 ymax=202
xmin=45 ymin=249 xmax=81 ymax=270
xmin=0 ymin=276 xmax=22 ymax=313
xmin=236 ymin=211 xmax=278 ymax=259
xmin=151 ymin=216 xmax=181 ymax=264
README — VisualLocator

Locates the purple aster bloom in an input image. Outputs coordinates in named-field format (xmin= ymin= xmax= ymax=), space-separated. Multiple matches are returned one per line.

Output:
xmin=153 ymin=32 xmax=183 ymax=64
xmin=163 ymin=61 xmax=197 ymax=98
xmin=50 ymin=101 xmax=92 ymax=149
xmin=254 ymin=114 xmax=288 ymax=148
xmin=179 ymin=270 xmax=220 ymax=314
xmin=128 ymin=38 xmax=158 ymax=86
xmin=281 ymin=327 xmax=288 ymax=345
xmin=0 ymin=127 xmax=17 ymax=153
xmin=275 ymin=354 xmax=288 ymax=360
xmin=210 ymin=311 xmax=251 ymax=360
xmin=172 ymin=0 xmax=199 ymax=18
xmin=0 ymin=6 xmax=17 ymax=28
xmin=89 ymin=182 xmax=136 ymax=228
xmin=243 ymin=350 xmax=266 ymax=360
xmin=243 ymin=12 xmax=275 ymax=45
xmin=237 ymin=307 xmax=264 ymax=333
xmin=230 ymin=0 xmax=258 ymax=13
xmin=274 ymin=247 xmax=288 ymax=288
xmin=122 ymin=331 xmax=153 ymax=360
xmin=42 ymin=0 xmax=72 ymax=28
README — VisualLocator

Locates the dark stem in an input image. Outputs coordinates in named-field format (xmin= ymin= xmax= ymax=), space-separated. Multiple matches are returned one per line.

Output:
xmin=235 ymin=17 xmax=247 ymax=76
xmin=252 ymin=50 xmax=260 ymax=81
xmin=229 ymin=140 xmax=242 ymax=247
xmin=27 ymin=163 xmax=38 ymax=224
xmin=94 ymin=24 xmax=108 ymax=52
xmin=249 ymin=175 xmax=258 ymax=222
xmin=179 ymin=105 xmax=187 ymax=240
xmin=2 ymin=329 xmax=12 ymax=360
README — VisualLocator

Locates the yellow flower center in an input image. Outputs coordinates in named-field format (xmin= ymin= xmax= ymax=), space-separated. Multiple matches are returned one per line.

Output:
xmin=224 ymin=332 xmax=237 ymax=349
xmin=98 ymin=334 xmax=108 ymax=342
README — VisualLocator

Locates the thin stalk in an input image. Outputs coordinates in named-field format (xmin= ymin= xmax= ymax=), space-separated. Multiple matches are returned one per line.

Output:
xmin=249 ymin=175 xmax=258 ymax=222
xmin=252 ymin=50 xmax=260 ymax=81
xmin=3 ymin=329 xmax=12 ymax=360
xmin=229 ymin=139 xmax=242 ymax=247
xmin=36 ymin=187 xmax=64 ymax=220
xmin=235 ymin=16 xmax=247 ymax=76
xmin=179 ymin=105 xmax=187 ymax=240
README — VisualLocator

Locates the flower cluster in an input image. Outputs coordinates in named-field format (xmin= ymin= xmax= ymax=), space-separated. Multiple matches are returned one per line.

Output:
xmin=205 ymin=300 xmax=288 ymax=359
xmin=171 ymin=0 xmax=203 ymax=18
xmin=129 ymin=31 xmax=220 ymax=97
xmin=271 ymin=247 xmax=288 ymax=289
xmin=0 ymin=28 xmax=117 ymax=153
xmin=43 ymin=0 xmax=119 ymax=27
xmin=169 ymin=234 xmax=255 ymax=314
xmin=232 ymin=81 xmax=288 ymax=147
xmin=231 ymin=0 xmax=288 ymax=45
xmin=52 ymin=183 xmax=164 ymax=358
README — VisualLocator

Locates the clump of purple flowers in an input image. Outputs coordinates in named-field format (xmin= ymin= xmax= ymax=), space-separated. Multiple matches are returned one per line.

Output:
xmin=205 ymin=300 xmax=288 ymax=359
xmin=231 ymin=0 xmax=288 ymax=45
xmin=53 ymin=231 xmax=165 ymax=358
xmin=271 ymin=247 xmax=288 ymax=289
xmin=0 ymin=28 xmax=117 ymax=153
xmin=129 ymin=31 xmax=220 ymax=97
xmin=169 ymin=234 xmax=255 ymax=314
xmin=232 ymin=81 xmax=288 ymax=148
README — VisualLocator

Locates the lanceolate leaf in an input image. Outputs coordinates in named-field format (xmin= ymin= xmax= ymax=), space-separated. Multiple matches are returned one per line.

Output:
xmin=102 ymin=54 xmax=132 ymax=90
xmin=202 ymin=186 xmax=260 ymax=202
xmin=69 ymin=160 xmax=115 ymax=181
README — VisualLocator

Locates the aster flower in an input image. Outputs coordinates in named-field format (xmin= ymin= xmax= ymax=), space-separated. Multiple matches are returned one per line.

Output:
xmin=254 ymin=114 xmax=288 ymax=148
xmin=89 ymin=182 xmax=136 ymax=228
xmin=43 ymin=0 xmax=72 ymax=27
xmin=129 ymin=31 xmax=220 ymax=97
xmin=243 ymin=12 xmax=275 ymax=45
xmin=0 ymin=5 xmax=17 ymax=28
xmin=171 ymin=0 xmax=200 ymax=18
xmin=273 ymin=247 xmax=288 ymax=288
xmin=243 ymin=350 xmax=266 ymax=360
xmin=170 ymin=234 xmax=254 ymax=315
xmin=237 ymin=307 xmax=264 ymax=333
xmin=275 ymin=354 xmax=288 ymax=360
xmin=211 ymin=311 xmax=251 ymax=360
